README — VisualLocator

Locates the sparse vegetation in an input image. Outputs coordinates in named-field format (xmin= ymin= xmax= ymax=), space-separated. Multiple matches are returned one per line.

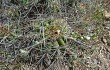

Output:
xmin=0 ymin=0 xmax=110 ymax=70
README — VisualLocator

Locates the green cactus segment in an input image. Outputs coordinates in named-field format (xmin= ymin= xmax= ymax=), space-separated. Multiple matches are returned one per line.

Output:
xmin=56 ymin=38 xmax=65 ymax=46
xmin=53 ymin=37 xmax=65 ymax=47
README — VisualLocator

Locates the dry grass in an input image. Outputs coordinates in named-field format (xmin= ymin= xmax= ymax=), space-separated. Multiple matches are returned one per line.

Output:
xmin=0 ymin=0 xmax=110 ymax=70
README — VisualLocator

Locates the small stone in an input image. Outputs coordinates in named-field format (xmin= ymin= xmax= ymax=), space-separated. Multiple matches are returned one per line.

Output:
xmin=84 ymin=36 xmax=91 ymax=40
